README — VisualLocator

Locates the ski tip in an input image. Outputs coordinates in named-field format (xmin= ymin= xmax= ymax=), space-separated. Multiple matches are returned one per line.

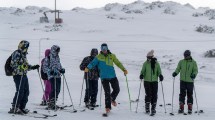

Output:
xmin=102 ymin=113 xmax=108 ymax=117
xmin=169 ymin=113 xmax=174 ymax=116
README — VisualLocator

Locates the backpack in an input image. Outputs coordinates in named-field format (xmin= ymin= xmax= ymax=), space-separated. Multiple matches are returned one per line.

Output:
xmin=5 ymin=50 xmax=21 ymax=76
xmin=41 ymin=57 xmax=50 ymax=80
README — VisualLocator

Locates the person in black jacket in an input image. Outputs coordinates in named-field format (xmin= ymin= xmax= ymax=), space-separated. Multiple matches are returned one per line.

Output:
xmin=80 ymin=48 xmax=99 ymax=107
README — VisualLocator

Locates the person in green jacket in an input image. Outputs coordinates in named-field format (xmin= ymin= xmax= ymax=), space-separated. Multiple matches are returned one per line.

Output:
xmin=139 ymin=50 xmax=163 ymax=115
xmin=172 ymin=50 xmax=198 ymax=114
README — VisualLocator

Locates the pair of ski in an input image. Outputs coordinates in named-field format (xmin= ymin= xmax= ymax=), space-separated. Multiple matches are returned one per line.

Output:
xmin=12 ymin=111 xmax=57 ymax=119
xmin=169 ymin=110 xmax=204 ymax=116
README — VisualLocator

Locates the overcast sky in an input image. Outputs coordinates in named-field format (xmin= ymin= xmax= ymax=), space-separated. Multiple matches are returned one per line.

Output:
xmin=0 ymin=0 xmax=215 ymax=10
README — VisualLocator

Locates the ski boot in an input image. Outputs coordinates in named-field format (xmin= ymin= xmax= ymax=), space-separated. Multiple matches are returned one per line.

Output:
xmin=150 ymin=103 xmax=156 ymax=116
xmin=20 ymin=108 xmax=30 ymax=114
xmin=90 ymin=103 xmax=97 ymax=107
xmin=105 ymin=108 xmax=111 ymax=113
xmin=145 ymin=102 xmax=150 ymax=114
xmin=178 ymin=103 xmax=184 ymax=114
xmin=188 ymin=103 xmax=192 ymax=114
xmin=111 ymin=101 xmax=117 ymax=107
xmin=40 ymin=100 xmax=47 ymax=106
xmin=85 ymin=102 xmax=90 ymax=108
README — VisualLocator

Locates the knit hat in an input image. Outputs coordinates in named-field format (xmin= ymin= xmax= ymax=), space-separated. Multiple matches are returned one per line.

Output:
xmin=184 ymin=50 xmax=191 ymax=57
xmin=147 ymin=50 xmax=154 ymax=57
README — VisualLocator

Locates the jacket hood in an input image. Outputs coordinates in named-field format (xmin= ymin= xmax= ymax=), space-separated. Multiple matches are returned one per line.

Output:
xmin=51 ymin=45 xmax=60 ymax=56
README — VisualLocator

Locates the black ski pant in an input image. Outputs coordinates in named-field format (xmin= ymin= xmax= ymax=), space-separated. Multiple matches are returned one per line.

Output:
xmin=144 ymin=81 xmax=158 ymax=105
xmin=12 ymin=75 xmax=29 ymax=109
xmin=102 ymin=77 xmax=120 ymax=109
xmin=84 ymin=79 xmax=98 ymax=104
xmin=179 ymin=81 xmax=194 ymax=105
xmin=49 ymin=77 xmax=61 ymax=102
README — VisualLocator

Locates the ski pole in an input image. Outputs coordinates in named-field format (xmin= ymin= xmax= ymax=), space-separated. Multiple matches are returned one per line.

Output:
xmin=86 ymin=72 xmax=90 ymax=106
xmin=125 ymin=75 xmax=132 ymax=111
xmin=37 ymin=69 xmax=48 ymax=103
xmin=79 ymin=76 xmax=85 ymax=106
xmin=62 ymin=74 xmax=65 ymax=105
xmin=170 ymin=77 xmax=175 ymax=116
xmin=100 ymin=79 xmax=102 ymax=108
xmin=54 ymin=76 xmax=57 ymax=111
xmin=14 ymin=74 xmax=24 ymax=114
xmin=193 ymin=82 xmax=199 ymax=115
xmin=63 ymin=74 xmax=77 ymax=112
xmin=161 ymin=81 xmax=167 ymax=113
xmin=135 ymin=79 xmax=142 ymax=113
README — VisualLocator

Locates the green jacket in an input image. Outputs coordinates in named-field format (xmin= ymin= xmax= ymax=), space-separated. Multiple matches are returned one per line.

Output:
xmin=88 ymin=51 xmax=126 ymax=79
xmin=174 ymin=58 xmax=198 ymax=82
xmin=140 ymin=59 xmax=162 ymax=82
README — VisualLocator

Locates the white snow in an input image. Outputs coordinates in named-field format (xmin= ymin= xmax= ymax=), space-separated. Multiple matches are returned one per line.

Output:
xmin=0 ymin=0 xmax=215 ymax=120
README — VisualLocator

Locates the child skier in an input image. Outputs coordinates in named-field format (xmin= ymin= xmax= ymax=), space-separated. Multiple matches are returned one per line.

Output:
xmin=80 ymin=48 xmax=99 ymax=108
xmin=40 ymin=49 xmax=51 ymax=106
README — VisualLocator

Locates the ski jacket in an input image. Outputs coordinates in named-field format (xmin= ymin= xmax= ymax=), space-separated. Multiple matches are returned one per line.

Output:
xmin=174 ymin=58 xmax=198 ymax=82
xmin=80 ymin=56 xmax=99 ymax=80
xmin=87 ymin=51 xmax=126 ymax=80
xmin=43 ymin=45 xmax=62 ymax=80
xmin=10 ymin=49 xmax=32 ymax=76
xmin=140 ymin=58 xmax=162 ymax=82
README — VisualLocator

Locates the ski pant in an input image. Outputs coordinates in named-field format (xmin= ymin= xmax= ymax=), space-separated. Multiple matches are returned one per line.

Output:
xmin=179 ymin=81 xmax=194 ymax=105
xmin=12 ymin=75 xmax=29 ymax=109
xmin=102 ymin=77 xmax=120 ymax=109
xmin=49 ymin=77 xmax=61 ymax=102
xmin=42 ymin=80 xmax=52 ymax=101
xmin=84 ymin=79 xmax=98 ymax=104
xmin=144 ymin=81 xmax=158 ymax=105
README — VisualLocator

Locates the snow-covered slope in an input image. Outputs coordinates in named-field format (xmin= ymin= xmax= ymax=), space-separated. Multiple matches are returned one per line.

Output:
xmin=0 ymin=1 xmax=215 ymax=120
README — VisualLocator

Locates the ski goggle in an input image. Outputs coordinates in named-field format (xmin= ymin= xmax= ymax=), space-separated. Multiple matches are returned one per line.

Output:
xmin=101 ymin=46 xmax=108 ymax=51
xmin=56 ymin=47 xmax=60 ymax=53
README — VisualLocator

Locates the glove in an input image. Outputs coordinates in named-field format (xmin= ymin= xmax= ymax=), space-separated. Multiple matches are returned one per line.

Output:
xmin=124 ymin=70 xmax=128 ymax=75
xmin=18 ymin=64 xmax=28 ymax=71
xmin=60 ymin=68 xmax=65 ymax=74
xmin=84 ymin=68 xmax=89 ymax=72
xmin=139 ymin=74 xmax=144 ymax=79
xmin=50 ymin=70 xmax=58 ymax=76
xmin=159 ymin=74 xmax=164 ymax=81
xmin=172 ymin=72 xmax=177 ymax=77
xmin=190 ymin=74 xmax=196 ymax=80
xmin=31 ymin=65 xmax=40 ymax=70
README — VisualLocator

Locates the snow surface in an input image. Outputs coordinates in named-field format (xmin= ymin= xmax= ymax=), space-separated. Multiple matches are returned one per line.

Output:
xmin=0 ymin=1 xmax=215 ymax=120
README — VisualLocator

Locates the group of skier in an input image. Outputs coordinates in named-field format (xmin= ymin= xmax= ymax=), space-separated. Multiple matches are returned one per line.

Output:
xmin=6 ymin=40 xmax=198 ymax=116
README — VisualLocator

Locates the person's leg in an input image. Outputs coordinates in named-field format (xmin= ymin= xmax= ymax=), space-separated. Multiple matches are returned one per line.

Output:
xmin=9 ymin=75 xmax=26 ymax=114
xmin=102 ymin=79 xmax=111 ymax=110
xmin=110 ymin=77 xmax=120 ymax=102
xmin=90 ymin=80 xmax=98 ymax=106
xmin=12 ymin=76 xmax=25 ymax=108
xmin=48 ymin=78 xmax=56 ymax=109
xmin=84 ymin=79 xmax=90 ymax=106
xmin=144 ymin=81 xmax=151 ymax=113
xmin=43 ymin=80 xmax=51 ymax=101
xmin=179 ymin=81 xmax=186 ymax=112
xmin=56 ymin=78 xmax=61 ymax=100
xmin=19 ymin=75 xmax=29 ymax=111
xmin=187 ymin=82 xmax=194 ymax=113
xmin=151 ymin=82 xmax=158 ymax=114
